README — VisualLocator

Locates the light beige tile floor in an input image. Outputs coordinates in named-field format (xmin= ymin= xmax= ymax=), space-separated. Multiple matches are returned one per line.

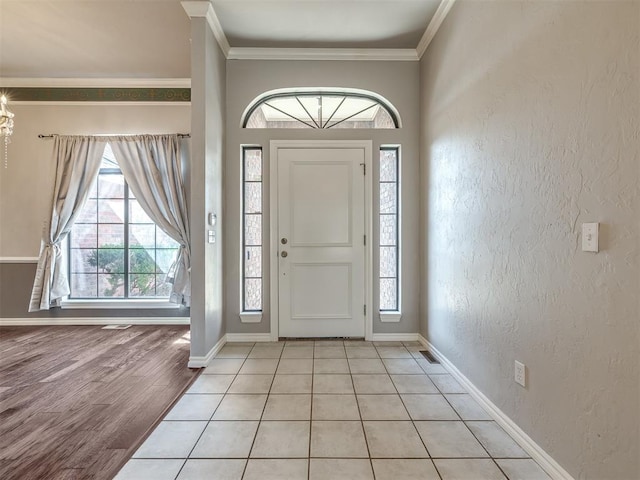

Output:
xmin=116 ymin=341 xmax=551 ymax=480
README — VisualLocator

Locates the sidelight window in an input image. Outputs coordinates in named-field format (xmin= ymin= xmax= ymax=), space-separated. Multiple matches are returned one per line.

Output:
xmin=379 ymin=147 xmax=400 ymax=312
xmin=242 ymin=147 xmax=263 ymax=312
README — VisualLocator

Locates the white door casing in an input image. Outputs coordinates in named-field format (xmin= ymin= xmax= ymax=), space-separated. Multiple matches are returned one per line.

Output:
xmin=270 ymin=141 xmax=373 ymax=340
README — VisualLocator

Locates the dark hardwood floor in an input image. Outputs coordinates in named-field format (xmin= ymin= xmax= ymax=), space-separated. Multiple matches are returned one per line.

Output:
xmin=0 ymin=325 xmax=199 ymax=480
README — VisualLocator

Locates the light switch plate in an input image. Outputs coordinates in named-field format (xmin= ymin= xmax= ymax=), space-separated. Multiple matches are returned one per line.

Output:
xmin=582 ymin=223 xmax=599 ymax=252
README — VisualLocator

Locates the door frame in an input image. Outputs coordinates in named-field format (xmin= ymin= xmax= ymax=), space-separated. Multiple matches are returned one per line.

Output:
xmin=269 ymin=140 xmax=373 ymax=341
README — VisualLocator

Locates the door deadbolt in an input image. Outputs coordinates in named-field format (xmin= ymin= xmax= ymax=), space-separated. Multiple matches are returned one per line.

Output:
xmin=281 ymin=251 xmax=288 ymax=258
xmin=281 ymin=238 xmax=288 ymax=244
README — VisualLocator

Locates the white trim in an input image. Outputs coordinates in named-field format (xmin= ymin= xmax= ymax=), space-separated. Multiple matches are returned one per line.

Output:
xmin=181 ymin=1 xmax=230 ymax=58
xmin=379 ymin=312 xmax=402 ymax=323
xmin=0 ymin=78 xmax=191 ymax=88
xmin=0 ymin=317 xmax=189 ymax=326
xmin=226 ymin=333 xmax=273 ymax=343
xmin=0 ymin=257 xmax=39 ymax=263
xmin=228 ymin=47 xmax=418 ymax=62
xmin=418 ymin=335 xmax=574 ymax=480
xmin=371 ymin=332 xmax=419 ymax=342
xmin=188 ymin=334 xmax=225 ymax=368
xmin=239 ymin=312 xmax=263 ymax=323
xmin=416 ymin=0 xmax=458 ymax=59
xmin=270 ymin=140 xmax=373 ymax=342
xmin=11 ymin=101 xmax=191 ymax=107
xmin=61 ymin=299 xmax=182 ymax=310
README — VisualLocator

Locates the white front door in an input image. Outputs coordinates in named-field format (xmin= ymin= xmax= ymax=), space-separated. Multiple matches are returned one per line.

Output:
xmin=276 ymin=145 xmax=366 ymax=338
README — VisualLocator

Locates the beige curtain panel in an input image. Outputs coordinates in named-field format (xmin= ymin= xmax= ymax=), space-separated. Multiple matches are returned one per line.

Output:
xmin=29 ymin=136 xmax=106 ymax=311
xmin=110 ymin=134 xmax=191 ymax=306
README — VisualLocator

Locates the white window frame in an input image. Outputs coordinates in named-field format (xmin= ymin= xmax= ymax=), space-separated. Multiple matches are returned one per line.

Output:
xmin=239 ymin=145 xmax=264 ymax=323
xmin=379 ymin=145 xmax=402 ymax=322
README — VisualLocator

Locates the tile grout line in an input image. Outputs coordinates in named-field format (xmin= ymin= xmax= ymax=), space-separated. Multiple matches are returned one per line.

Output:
xmin=172 ymin=343 xmax=255 ymax=480
xmin=240 ymin=342 xmax=284 ymax=479
xmin=347 ymin=343 xmax=377 ymax=480
xmin=307 ymin=342 xmax=316 ymax=480
xmin=377 ymin=343 xmax=444 ymax=480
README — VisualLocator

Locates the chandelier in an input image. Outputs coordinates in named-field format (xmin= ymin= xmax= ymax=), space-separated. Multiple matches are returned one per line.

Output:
xmin=0 ymin=95 xmax=14 ymax=168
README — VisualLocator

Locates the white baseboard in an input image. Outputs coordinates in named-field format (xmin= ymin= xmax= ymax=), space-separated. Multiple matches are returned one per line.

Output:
xmin=371 ymin=333 xmax=420 ymax=342
xmin=0 ymin=317 xmax=190 ymax=326
xmin=226 ymin=333 xmax=273 ymax=342
xmin=418 ymin=335 xmax=574 ymax=480
xmin=188 ymin=334 xmax=226 ymax=368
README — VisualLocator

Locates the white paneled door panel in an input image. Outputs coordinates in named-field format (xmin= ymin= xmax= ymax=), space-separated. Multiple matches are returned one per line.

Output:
xmin=277 ymin=147 xmax=365 ymax=338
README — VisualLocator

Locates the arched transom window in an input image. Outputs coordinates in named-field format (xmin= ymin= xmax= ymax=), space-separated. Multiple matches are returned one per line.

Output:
xmin=242 ymin=88 xmax=401 ymax=129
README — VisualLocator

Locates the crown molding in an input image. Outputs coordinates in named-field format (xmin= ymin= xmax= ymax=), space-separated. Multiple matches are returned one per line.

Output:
xmin=182 ymin=1 xmax=230 ymax=58
xmin=0 ymin=78 xmax=190 ymax=88
xmin=228 ymin=47 xmax=419 ymax=62
xmin=417 ymin=0 xmax=458 ymax=59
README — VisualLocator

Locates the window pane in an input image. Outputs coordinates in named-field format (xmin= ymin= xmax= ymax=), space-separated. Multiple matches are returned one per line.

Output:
xmin=98 ymin=224 xmax=124 ymax=247
xmin=244 ymin=214 xmax=262 ymax=246
xmin=244 ymin=182 xmax=262 ymax=214
xmin=70 ymin=249 xmax=97 ymax=273
xmin=380 ymin=214 xmax=397 ymax=246
xmin=98 ymin=174 xmax=124 ymax=198
xmin=71 ymin=273 xmax=97 ymax=297
xmin=75 ymin=199 xmax=97 ymax=224
xmin=380 ymin=183 xmax=397 ymax=214
xmin=129 ymin=199 xmax=152 ymax=224
xmin=98 ymin=248 xmax=124 ymax=273
xmin=130 ymin=224 xmax=155 ymax=248
xmin=380 ymin=150 xmax=397 ymax=182
xmin=129 ymin=273 xmax=156 ymax=297
xmin=157 ymin=228 xmax=178 ymax=248
xmin=380 ymin=247 xmax=397 ymax=278
xmin=88 ymin=179 xmax=98 ymax=199
xmin=129 ymin=248 xmax=155 ymax=273
xmin=380 ymin=278 xmax=398 ymax=311
xmin=244 ymin=279 xmax=262 ymax=310
xmin=98 ymin=199 xmax=125 ymax=223
xmin=156 ymin=274 xmax=173 ymax=297
xmin=98 ymin=273 xmax=124 ymax=297
xmin=244 ymin=149 xmax=262 ymax=181
xmin=70 ymin=224 xmax=96 ymax=249
xmin=373 ymin=108 xmax=395 ymax=129
xmin=244 ymin=247 xmax=262 ymax=278
xmin=156 ymin=249 xmax=178 ymax=274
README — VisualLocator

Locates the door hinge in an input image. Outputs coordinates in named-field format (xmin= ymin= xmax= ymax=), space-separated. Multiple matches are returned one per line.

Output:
xmin=360 ymin=162 xmax=366 ymax=175
xmin=363 ymin=235 xmax=366 ymax=245
xmin=364 ymin=304 xmax=367 ymax=315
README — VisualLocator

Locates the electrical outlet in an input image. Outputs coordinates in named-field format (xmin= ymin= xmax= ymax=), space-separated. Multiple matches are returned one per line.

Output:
xmin=515 ymin=361 xmax=526 ymax=387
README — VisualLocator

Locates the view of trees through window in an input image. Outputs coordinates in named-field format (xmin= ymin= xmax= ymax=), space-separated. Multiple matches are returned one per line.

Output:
xmin=68 ymin=145 xmax=179 ymax=299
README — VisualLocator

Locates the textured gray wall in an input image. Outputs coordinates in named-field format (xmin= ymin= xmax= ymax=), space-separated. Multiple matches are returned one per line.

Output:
xmin=224 ymin=60 xmax=420 ymax=336
xmin=420 ymin=1 xmax=639 ymax=478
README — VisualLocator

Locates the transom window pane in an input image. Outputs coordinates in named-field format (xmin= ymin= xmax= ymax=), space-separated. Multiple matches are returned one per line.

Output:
xmin=379 ymin=147 xmax=400 ymax=312
xmin=242 ymin=147 xmax=263 ymax=312
xmin=244 ymin=90 xmax=399 ymax=129
xmin=69 ymin=144 xmax=180 ymax=299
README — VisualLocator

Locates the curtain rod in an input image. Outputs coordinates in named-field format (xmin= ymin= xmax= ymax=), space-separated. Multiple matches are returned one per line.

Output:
xmin=38 ymin=133 xmax=190 ymax=139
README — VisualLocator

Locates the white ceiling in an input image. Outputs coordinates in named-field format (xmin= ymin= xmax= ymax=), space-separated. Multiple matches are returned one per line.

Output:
xmin=0 ymin=0 xmax=442 ymax=79
xmin=212 ymin=0 xmax=441 ymax=49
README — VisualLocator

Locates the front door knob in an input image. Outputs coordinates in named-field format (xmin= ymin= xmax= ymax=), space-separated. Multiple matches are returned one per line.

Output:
xmin=281 ymin=238 xmax=288 ymax=244
xmin=281 ymin=251 xmax=288 ymax=258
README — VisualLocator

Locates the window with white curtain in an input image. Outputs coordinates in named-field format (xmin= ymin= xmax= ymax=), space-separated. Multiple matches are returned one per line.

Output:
xmin=242 ymin=146 xmax=263 ymax=312
xmin=379 ymin=146 xmax=400 ymax=312
xmin=68 ymin=144 xmax=180 ymax=298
